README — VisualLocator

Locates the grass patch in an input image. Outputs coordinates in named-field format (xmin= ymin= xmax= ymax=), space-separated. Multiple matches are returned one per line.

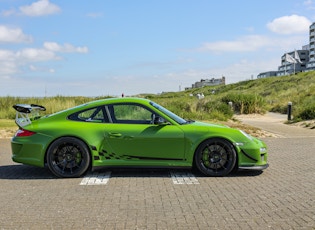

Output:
xmin=2 ymin=71 xmax=315 ymax=123
xmin=0 ymin=119 xmax=15 ymax=128
xmin=0 ymin=119 xmax=17 ymax=138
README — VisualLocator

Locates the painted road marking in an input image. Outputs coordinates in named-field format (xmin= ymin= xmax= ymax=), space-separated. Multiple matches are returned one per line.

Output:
xmin=170 ymin=170 xmax=200 ymax=185
xmin=80 ymin=171 xmax=111 ymax=185
xmin=80 ymin=170 xmax=199 ymax=185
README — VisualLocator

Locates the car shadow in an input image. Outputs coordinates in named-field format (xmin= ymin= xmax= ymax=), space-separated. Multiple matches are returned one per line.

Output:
xmin=0 ymin=165 xmax=55 ymax=180
xmin=96 ymin=167 xmax=264 ymax=178
xmin=0 ymin=165 xmax=263 ymax=180
xmin=190 ymin=168 xmax=263 ymax=177
xmin=229 ymin=169 xmax=263 ymax=177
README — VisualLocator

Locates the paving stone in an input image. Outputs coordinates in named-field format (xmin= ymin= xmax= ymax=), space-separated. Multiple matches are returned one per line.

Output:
xmin=0 ymin=136 xmax=314 ymax=229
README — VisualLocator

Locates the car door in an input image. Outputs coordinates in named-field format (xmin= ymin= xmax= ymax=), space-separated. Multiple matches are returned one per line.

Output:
xmin=102 ymin=103 xmax=186 ymax=161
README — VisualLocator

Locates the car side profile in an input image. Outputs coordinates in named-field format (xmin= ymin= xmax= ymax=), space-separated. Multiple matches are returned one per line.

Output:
xmin=11 ymin=97 xmax=268 ymax=178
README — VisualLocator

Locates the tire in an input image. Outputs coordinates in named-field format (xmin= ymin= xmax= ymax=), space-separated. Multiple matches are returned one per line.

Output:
xmin=46 ymin=137 xmax=90 ymax=178
xmin=194 ymin=138 xmax=237 ymax=176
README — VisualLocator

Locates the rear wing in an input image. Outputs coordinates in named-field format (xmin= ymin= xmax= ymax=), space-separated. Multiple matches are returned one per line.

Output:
xmin=13 ymin=104 xmax=46 ymax=127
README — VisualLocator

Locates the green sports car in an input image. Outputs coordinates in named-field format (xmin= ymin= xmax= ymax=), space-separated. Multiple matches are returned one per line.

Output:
xmin=11 ymin=97 xmax=268 ymax=178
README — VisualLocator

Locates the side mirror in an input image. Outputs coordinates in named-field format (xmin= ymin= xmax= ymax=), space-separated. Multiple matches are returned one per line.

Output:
xmin=153 ymin=115 xmax=169 ymax=125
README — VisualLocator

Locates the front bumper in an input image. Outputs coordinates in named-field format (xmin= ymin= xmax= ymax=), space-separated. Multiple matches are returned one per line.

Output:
xmin=235 ymin=137 xmax=268 ymax=170
xmin=239 ymin=164 xmax=269 ymax=171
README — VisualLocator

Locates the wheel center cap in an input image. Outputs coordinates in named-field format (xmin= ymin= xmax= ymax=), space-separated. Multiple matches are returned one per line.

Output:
xmin=66 ymin=154 xmax=73 ymax=161
xmin=210 ymin=152 xmax=221 ymax=163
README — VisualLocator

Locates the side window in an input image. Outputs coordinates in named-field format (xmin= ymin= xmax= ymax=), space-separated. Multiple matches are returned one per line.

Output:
xmin=69 ymin=107 xmax=108 ymax=123
xmin=111 ymin=104 xmax=152 ymax=124
xmin=78 ymin=108 xmax=98 ymax=120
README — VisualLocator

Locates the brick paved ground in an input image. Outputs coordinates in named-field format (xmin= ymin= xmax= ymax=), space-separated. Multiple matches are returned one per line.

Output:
xmin=0 ymin=135 xmax=314 ymax=229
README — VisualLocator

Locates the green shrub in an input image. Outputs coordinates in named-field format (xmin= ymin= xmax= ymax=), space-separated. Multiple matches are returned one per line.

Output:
xmin=196 ymin=100 xmax=233 ymax=121
xmin=221 ymin=93 xmax=265 ymax=114
xmin=297 ymin=106 xmax=315 ymax=120
xmin=270 ymin=104 xmax=287 ymax=114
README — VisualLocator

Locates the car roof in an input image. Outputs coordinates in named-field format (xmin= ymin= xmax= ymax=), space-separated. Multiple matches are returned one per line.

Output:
xmin=46 ymin=97 xmax=152 ymax=118
xmin=74 ymin=97 xmax=153 ymax=111
xmin=86 ymin=97 xmax=151 ymax=107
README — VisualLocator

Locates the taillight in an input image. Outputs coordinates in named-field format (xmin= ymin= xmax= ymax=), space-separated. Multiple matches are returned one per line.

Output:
xmin=15 ymin=129 xmax=36 ymax=137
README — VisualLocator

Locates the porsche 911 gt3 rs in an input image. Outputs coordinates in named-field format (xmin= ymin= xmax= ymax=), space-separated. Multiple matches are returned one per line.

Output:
xmin=11 ymin=97 xmax=268 ymax=178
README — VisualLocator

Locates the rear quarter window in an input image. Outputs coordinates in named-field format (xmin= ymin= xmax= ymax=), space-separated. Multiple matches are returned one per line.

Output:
xmin=68 ymin=106 xmax=108 ymax=123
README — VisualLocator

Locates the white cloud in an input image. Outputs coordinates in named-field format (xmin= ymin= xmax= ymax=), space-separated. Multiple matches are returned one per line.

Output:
xmin=0 ymin=25 xmax=32 ymax=43
xmin=267 ymin=15 xmax=311 ymax=34
xmin=218 ymin=59 xmax=280 ymax=83
xmin=43 ymin=42 xmax=89 ymax=53
xmin=197 ymin=33 xmax=307 ymax=54
xmin=29 ymin=64 xmax=55 ymax=73
xmin=0 ymin=50 xmax=18 ymax=77
xmin=29 ymin=65 xmax=37 ymax=71
xmin=0 ymin=50 xmax=15 ymax=61
xmin=303 ymin=0 xmax=315 ymax=9
xmin=199 ymin=35 xmax=273 ymax=53
xmin=1 ymin=9 xmax=16 ymax=17
xmin=304 ymin=0 xmax=313 ymax=5
xmin=16 ymin=48 xmax=58 ymax=62
xmin=158 ymin=58 xmax=280 ymax=90
xmin=19 ymin=0 xmax=61 ymax=17
xmin=0 ymin=40 xmax=88 ymax=78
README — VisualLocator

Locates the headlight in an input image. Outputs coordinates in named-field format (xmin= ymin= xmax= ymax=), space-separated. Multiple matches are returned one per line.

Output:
xmin=234 ymin=130 xmax=254 ymax=147
xmin=239 ymin=130 xmax=254 ymax=141
xmin=260 ymin=147 xmax=267 ymax=153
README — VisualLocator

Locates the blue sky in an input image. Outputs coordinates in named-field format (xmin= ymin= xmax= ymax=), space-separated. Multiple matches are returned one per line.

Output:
xmin=0 ymin=0 xmax=314 ymax=97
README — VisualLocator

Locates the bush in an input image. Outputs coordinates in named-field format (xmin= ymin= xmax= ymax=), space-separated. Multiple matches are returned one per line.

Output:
xmin=270 ymin=104 xmax=288 ymax=114
xmin=297 ymin=106 xmax=315 ymax=120
xmin=197 ymin=100 xmax=233 ymax=121
xmin=221 ymin=93 xmax=265 ymax=114
xmin=155 ymin=97 xmax=233 ymax=121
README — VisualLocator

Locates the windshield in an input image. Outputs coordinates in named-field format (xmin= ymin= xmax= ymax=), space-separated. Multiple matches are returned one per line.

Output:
xmin=150 ymin=101 xmax=188 ymax=124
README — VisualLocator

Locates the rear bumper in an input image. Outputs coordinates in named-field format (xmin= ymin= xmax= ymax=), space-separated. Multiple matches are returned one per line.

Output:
xmin=11 ymin=135 xmax=50 ymax=168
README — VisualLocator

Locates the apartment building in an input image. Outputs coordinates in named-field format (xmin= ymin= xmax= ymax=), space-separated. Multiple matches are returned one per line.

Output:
xmin=276 ymin=49 xmax=309 ymax=76
xmin=307 ymin=22 xmax=315 ymax=70
xmin=185 ymin=76 xmax=225 ymax=90
xmin=257 ymin=22 xmax=315 ymax=78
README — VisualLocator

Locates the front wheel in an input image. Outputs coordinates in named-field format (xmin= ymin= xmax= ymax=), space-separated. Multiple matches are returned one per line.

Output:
xmin=194 ymin=138 xmax=237 ymax=176
xmin=46 ymin=137 xmax=90 ymax=178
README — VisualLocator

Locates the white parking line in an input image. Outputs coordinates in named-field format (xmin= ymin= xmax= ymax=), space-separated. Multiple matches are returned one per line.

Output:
xmin=80 ymin=171 xmax=111 ymax=185
xmin=170 ymin=170 xmax=200 ymax=185
xmin=80 ymin=170 xmax=199 ymax=185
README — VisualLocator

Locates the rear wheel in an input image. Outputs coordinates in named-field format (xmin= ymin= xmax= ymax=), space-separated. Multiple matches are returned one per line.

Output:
xmin=194 ymin=138 xmax=236 ymax=176
xmin=46 ymin=137 xmax=90 ymax=178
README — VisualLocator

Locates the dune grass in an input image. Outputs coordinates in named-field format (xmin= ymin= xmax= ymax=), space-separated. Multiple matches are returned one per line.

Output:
xmin=1 ymin=71 xmax=315 ymax=123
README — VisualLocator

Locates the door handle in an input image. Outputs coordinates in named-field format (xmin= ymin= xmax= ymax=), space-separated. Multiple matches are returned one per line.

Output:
xmin=108 ymin=132 xmax=122 ymax=138
xmin=124 ymin=135 xmax=134 ymax=140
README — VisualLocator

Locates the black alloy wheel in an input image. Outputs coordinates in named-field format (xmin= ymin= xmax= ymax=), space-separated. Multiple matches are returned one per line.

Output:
xmin=46 ymin=137 xmax=90 ymax=178
xmin=195 ymin=138 xmax=237 ymax=176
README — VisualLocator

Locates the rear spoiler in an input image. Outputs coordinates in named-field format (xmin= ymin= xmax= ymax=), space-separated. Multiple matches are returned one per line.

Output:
xmin=13 ymin=104 xmax=46 ymax=127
